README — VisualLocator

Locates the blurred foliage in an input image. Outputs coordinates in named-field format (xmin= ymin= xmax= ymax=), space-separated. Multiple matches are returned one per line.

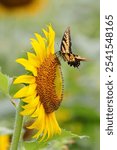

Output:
xmin=0 ymin=71 xmax=9 ymax=95
xmin=0 ymin=0 xmax=99 ymax=149
xmin=21 ymin=130 xmax=89 ymax=150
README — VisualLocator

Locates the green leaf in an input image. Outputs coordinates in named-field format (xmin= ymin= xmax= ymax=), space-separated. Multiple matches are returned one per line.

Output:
xmin=21 ymin=129 xmax=89 ymax=150
xmin=0 ymin=71 xmax=9 ymax=95
xmin=50 ymin=129 xmax=87 ymax=141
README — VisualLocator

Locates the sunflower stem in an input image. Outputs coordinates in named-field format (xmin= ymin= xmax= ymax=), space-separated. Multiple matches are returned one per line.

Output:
xmin=10 ymin=100 xmax=24 ymax=150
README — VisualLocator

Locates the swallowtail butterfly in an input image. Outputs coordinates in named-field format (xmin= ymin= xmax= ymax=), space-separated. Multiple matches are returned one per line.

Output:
xmin=59 ymin=27 xmax=86 ymax=68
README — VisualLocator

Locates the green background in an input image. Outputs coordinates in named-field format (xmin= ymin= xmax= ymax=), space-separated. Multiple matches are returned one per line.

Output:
xmin=0 ymin=0 xmax=99 ymax=149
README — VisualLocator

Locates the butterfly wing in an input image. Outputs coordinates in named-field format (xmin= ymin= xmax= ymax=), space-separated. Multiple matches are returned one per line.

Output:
xmin=60 ymin=27 xmax=86 ymax=68
xmin=60 ymin=27 xmax=72 ymax=53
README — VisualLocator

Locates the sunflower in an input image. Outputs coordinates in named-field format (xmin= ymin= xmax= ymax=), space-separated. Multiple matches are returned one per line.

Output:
xmin=0 ymin=0 xmax=47 ymax=15
xmin=13 ymin=25 xmax=63 ymax=141
xmin=0 ymin=135 xmax=10 ymax=150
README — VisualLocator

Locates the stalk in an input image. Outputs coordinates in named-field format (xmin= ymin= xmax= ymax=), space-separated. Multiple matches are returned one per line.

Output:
xmin=10 ymin=100 xmax=24 ymax=150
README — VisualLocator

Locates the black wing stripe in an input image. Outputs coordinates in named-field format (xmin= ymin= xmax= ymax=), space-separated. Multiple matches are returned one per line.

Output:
xmin=60 ymin=27 xmax=72 ymax=53
xmin=61 ymin=45 xmax=65 ymax=52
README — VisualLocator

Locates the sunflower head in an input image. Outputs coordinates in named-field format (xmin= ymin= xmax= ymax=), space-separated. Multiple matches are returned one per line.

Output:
xmin=13 ymin=25 xmax=63 ymax=141
xmin=0 ymin=0 xmax=47 ymax=15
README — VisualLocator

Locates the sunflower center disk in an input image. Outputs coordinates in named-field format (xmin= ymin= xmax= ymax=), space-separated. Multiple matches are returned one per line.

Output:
xmin=36 ymin=54 xmax=63 ymax=114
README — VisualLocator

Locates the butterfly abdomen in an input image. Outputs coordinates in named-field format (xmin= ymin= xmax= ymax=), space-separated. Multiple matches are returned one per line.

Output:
xmin=67 ymin=54 xmax=80 ymax=68
xmin=60 ymin=53 xmax=80 ymax=68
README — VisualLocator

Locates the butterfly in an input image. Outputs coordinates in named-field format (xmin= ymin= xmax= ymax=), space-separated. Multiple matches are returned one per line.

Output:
xmin=59 ymin=27 xmax=86 ymax=68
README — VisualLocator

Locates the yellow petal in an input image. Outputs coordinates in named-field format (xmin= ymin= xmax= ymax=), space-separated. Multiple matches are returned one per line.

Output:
xmin=16 ymin=58 xmax=29 ymax=67
xmin=22 ymin=96 xmax=39 ymax=109
xmin=13 ymin=86 xmax=29 ymax=98
xmin=48 ymin=114 xmax=54 ymax=137
xmin=22 ymin=94 xmax=36 ymax=103
xmin=44 ymin=115 xmax=51 ymax=141
xmin=31 ymin=99 xmax=41 ymax=117
xmin=31 ymin=106 xmax=40 ymax=118
xmin=14 ymin=75 xmax=35 ymax=84
xmin=20 ymin=108 xmax=35 ymax=116
xmin=35 ymin=33 xmax=47 ymax=59
xmin=30 ymin=39 xmax=44 ymax=63
xmin=30 ymin=39 xmax=40 ymax=56
xmin=47 ymin=25 xmax=55 ymax=55
xmin=43 ymin=25 xmax=55 ymax=56
xmin=33 ymin=115 xmax=45 ymax=139
xmin=43 ymin=29 xmax=49 ymax=38
xmin=34 ymin=33 xmax=45 ymax=50
xmin=51 ymin=113 xmax=61 ymax=134
xmin=27 ymin=52 xmax=40 ymax=67
xmin=38 ymin=126 xmax=47 ymax=142
xmin=28 ymin=104 xmax=44 ymax=129
xmin=16 ymin=58 xmax=37 ymax=76
xmin=28 ymin=117 xmax=40 ymax=130
xmin=13 ymin=84 xmax=36 ymax=99
xmin=27 ymin=83 xmax=37 ymax=96
xmin=33 ymin=120 xmax=44 ymax=139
